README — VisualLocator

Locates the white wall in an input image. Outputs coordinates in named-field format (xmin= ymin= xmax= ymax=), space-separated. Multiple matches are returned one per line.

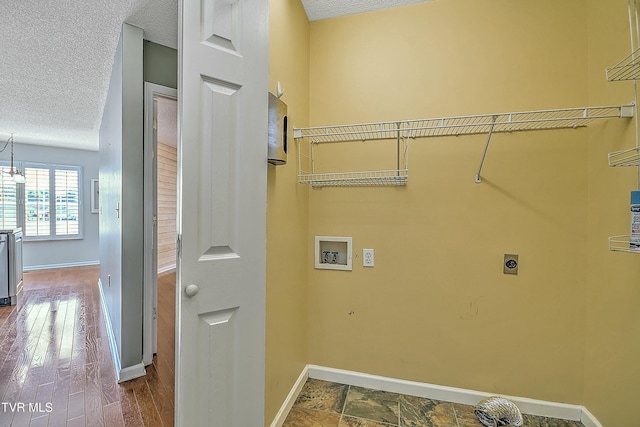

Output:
xmin=10 ymin=142 xmax=99 ymax=269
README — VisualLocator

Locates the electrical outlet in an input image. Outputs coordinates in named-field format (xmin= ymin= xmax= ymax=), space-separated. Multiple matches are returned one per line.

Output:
xmin=363 ymin=249 xmax=374 ymax=267
xmin=503 ymin=254 xmax=519 ymax=275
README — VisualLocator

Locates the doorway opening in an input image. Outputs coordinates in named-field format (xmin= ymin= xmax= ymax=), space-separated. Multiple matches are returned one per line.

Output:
xmin=143 ymin=83 xmax=177 ymax=402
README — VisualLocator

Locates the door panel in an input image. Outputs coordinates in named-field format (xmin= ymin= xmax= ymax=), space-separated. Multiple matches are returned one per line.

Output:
xmin=177 ymin=0 xmax=268 ymax=425
xmin=203 ymin=0 xmax=238 ymax=49
xmin=199 ymin=79 xmax=239 ymax=260
xmin=196 ymin=307 xmax=238 ymax=426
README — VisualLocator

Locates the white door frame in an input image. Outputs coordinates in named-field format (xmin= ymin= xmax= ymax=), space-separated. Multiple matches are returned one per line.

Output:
xmin=143 ymin=82 xmax=177 ymax=366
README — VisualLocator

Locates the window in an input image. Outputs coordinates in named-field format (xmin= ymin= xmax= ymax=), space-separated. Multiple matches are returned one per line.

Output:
xmin=25 ymin=167 xmax=50 ymax=237
xmin=54 ymin=169 xmax=80 ymax=236
xmin=0 ymin=162 xmax=82 ymax=240
xmin=0 ymin=166 xmax=18 ymax=230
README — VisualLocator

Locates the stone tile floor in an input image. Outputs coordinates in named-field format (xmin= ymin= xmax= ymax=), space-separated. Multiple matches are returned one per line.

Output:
xmin=283 ymin=379 xmax=585 ymax=427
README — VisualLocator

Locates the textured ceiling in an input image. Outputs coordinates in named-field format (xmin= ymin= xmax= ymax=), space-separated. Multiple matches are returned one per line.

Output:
xmin=0 ymin=0 xmax=426 ymax=152
xmin=300 ymin=0 xmax=432 ymax=21
xmin=0 ymin=0 xmax=177 ymax=151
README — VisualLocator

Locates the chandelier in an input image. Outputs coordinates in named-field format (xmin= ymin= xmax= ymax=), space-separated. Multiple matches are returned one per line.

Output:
xmin=1 ymin=134 xmax=25 ymax=183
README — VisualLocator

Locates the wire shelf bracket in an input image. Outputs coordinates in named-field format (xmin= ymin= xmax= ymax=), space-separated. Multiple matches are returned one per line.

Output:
xmin=475 ymin=115 xmax=498 ymax=184
xmin=294 ymin=104 xmax=633 ymax=187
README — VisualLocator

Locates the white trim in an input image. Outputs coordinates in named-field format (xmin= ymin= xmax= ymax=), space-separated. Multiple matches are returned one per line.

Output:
xmin=143 ymin=82 xmax=178 ymax=366
xmin=24 ymin=260 xmax=99 ymax=271
xmin=269 ymin=366 xmax=309 ymax=427
xmin=158 ymin=264 xmax=176 ymax=275
xmin=581 ymin=407 xmax=604 ymax=427
xmin=118 ymin=362 xmax=147 ymax=383
xmin=98 ymin=278 xmax=121 ymax=377
xmin=306 ymin=365 xmax=584 ymax=421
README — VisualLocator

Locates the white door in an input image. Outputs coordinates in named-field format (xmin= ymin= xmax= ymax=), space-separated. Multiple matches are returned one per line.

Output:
xmin=177 ymin=0 xmax=268 ymax=425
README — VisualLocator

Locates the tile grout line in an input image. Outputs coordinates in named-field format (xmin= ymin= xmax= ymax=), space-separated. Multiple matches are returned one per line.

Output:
xmin=452 ymin=402 xmax=462 ymax=427
xmin=339 ymin=384 xmax=350 ymax=426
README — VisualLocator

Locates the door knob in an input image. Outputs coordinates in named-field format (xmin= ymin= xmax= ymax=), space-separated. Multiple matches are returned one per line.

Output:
xmin=184 ymin=284 xmax=199 ymax=297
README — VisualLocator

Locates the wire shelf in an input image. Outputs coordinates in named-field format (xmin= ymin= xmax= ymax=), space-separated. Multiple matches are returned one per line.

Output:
xmin=298 ymin=170 xmax=408 ymax=187
xmin=294 ymin=105 xmax=633 ymax=143
xmin=609 ymin=235 xmax=640 ymax=253
xmin=608 ymin=146 xmax=640 ymax=167
xmin=294 ymin=105 xmax=632 ymax=187
xmin=607 ymin=47 xmax=640 ymax=81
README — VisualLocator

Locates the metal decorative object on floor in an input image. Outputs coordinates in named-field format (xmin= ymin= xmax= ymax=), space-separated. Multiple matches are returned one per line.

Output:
xmin=474 ymin=396 xmax=524 ymax=427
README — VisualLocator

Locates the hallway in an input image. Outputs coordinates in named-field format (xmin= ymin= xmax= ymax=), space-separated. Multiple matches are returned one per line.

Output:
xmin=0 ymin=266 xmax=175 ymax=426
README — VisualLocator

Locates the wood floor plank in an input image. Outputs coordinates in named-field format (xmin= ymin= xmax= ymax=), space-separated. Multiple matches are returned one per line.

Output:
xmin=66 ymin=390 xmax=85 ymax=421
xmin=103 ymin=401 xmax=126 ymax=427
xmin=68 ymin=349 xmax=87 ymax=395
xmin=2 ymin=266 xmax=174 ymax=427
xmin=29 ymin=414 xmax=51 ymax=427
xmin=0 ymin=298 xmax=48 ymax=406
xmin=98 ymin=336 xmax=119 ymax=406
xmin=84 ymin=362 xmax=105 ymax=427
xmin=47 ymin=364 xmax=71 ymax=427
xmin=66 ymin=415 xmax=86 ymax=427
xmin=119 ymin=379 xmax=144 ymax=427
xmin=131 ymin=377 xmax=163 ymax=427
xmin=0 ymin=292 xmax=40 ymax=367
xmin=144 ymin=363 xmax=173 ymax=426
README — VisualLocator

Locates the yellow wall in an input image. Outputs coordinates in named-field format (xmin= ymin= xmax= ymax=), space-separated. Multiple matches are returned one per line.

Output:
xmin=265 ymin=1 xmax=640 ymax=424
xmin=307 ymin=0 xmax=589 ymax=404
xmin=585 ymin=1 xmax=640 ymax=425
xmin=265 ymin=0 xmax=310 ymax=423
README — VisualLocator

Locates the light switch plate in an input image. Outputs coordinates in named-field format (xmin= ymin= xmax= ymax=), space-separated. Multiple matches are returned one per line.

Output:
xmin=504 ymin=254 xmax=519 ymax=275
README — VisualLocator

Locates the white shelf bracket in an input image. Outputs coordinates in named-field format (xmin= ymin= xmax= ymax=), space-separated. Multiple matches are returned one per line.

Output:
xmin=475 ymin=115 xmax=498 ymax=183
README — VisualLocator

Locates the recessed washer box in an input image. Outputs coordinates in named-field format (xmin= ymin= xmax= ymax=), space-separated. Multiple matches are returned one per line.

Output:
xmin=315 ymin=236 xmax=352 ymax=271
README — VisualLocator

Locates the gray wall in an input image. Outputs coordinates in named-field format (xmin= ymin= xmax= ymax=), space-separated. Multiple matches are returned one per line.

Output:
xmin=144 ymin=41 xmax=177 ymax=89
xmin=99 ymin=23 xmax=144 ymax=373
xmin=10 ymin=142 xmax=99 ymax=269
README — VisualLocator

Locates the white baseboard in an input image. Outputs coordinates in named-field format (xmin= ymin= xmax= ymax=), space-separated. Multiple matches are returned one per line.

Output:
xmin=118 ymin=363 xmax=147 ymax=383
xmin=305 ymin=365 xmax=601 ymax=424
xmin=270 ymin=366 xmax=310 ymax=427
xmin=24 ymin=260 xmax=99 ymax=271
xmin=158 ymin=264 xmax=176 ymax=275
xmin=98 ymin=278 xmax=122 ymax=376
xmin=98 ymin=278 xmax=146 ymax=383
xmin=581 ymin=407 xmax=604 ymax=427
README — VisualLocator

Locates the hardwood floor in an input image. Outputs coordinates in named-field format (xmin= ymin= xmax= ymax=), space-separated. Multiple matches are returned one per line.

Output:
xmin=0 ymin=266 xmax=176 ymax=427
